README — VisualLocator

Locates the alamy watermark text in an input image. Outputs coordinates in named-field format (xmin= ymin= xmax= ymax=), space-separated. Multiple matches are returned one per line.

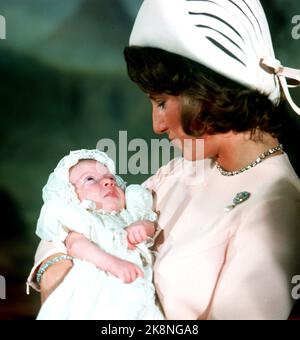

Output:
xmin=0 ymin=15 xmax=6 ymax=39
xmin=0 ymin=275 xmax=6 ymax=299
xmin=292 ymin=15 xmax=300 ymax=40
xmin=292 ymin=275 xmax=300 ymax=300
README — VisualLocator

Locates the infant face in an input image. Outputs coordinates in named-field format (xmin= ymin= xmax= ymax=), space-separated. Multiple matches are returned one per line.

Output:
xmin=69 ymin=160 xmax=125 ymax=212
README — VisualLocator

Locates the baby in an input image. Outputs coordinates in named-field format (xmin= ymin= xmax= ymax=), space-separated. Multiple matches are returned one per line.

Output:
xmin=35 ymin=149 xmax=164 ymax=320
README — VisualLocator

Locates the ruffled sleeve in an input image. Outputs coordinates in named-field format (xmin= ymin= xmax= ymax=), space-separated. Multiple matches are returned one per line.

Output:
xmin=125 ymin=184 xmax=157 ymax=222
xmin=36 ymin=201 xmax=94 ymax=242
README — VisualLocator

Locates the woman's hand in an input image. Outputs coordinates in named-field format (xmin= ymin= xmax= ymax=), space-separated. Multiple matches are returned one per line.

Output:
xmin=125 ymin=220 xmax=156 ymax=249
xmin=39 ymin=253 xmax=73 ymax=304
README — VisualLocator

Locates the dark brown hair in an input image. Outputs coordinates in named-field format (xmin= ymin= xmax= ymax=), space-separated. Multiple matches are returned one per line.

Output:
xmin=124 ymin=46 xmax=282 ymax=138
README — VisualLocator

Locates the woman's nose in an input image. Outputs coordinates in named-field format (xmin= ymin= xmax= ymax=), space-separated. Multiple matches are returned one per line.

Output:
xmin=152 ymin=108 xmax=168 ymax=134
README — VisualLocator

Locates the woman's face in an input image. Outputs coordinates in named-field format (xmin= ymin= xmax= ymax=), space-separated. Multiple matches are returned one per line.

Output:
xmin=149 ymin=94 xmax=219 ymax=160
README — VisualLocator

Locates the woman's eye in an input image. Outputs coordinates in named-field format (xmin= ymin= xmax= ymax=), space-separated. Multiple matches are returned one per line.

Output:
xmin=157 ymin=101 xmax=165 ymax=109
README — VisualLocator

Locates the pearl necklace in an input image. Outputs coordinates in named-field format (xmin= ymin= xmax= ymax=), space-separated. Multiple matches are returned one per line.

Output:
xmin=216 ymin=144 xmax=283 ymax=176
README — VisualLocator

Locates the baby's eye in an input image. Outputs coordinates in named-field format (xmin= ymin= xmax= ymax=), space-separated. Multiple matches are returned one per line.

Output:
xmin=85 ymin=176 xmax=96 ymax=183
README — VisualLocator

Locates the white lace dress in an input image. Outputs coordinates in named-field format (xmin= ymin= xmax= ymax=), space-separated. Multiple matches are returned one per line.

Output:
xmin=36 ymin=185 xmax=164 ymax=320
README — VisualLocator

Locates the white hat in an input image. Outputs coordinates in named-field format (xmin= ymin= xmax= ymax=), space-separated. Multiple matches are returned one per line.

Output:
xmin=42 ymin=149 xmax=126 ymax=204
xmin=130 ymin=0 xmax=300 ymax=115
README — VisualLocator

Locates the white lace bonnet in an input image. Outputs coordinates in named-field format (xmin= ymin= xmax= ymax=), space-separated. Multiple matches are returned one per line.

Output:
xmin=129 ymin=0 xmax=300 ymax=115
xmin=42 ymin=149 xmax=126 ymax=204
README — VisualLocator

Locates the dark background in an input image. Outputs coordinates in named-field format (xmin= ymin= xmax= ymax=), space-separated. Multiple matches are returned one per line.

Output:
xmin=0 ymin=0 xmax=299 ymax=320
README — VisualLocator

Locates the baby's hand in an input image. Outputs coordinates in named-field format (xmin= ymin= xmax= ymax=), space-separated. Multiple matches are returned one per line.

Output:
xmin=108 ymin=257 xmax=144 ymax=283
xmin=125 ymin=220 xmax=156 ymax=249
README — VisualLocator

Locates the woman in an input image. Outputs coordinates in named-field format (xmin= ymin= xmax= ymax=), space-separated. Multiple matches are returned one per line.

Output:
xmin=27 ymin=0 xmax=300 ymax=319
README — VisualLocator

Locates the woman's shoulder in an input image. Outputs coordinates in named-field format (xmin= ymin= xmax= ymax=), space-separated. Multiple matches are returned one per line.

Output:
xmin=258 ymin=154 xmax=300 ymax=198
xmin=239 ymin=164 xmax=300 ymax=232
xmin=253 ymin=176 xmax=300 ymax=210
xmin=223 ymin=155 xmax=300 ymax=234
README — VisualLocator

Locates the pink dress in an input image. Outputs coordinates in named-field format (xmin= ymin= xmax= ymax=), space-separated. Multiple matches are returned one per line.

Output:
xmin=28 ymin=154 xmax=300 ymax=320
